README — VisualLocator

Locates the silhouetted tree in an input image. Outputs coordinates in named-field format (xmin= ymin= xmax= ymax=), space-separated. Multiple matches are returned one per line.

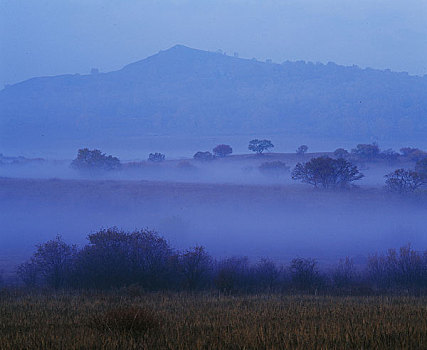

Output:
xmin=215 ymin=257 xmax=249 ymax=294
xmin=213 ymin=144 xmax=233 ymax=157
xmin=71 ymin=148 xmax=121 ymax=171
xmin=351 ymin=143 xmax=380 ymax=160
xmin=292 ymin=156 xmax=364 ymax=189
xmin=193 ymin=151 xmax=214 ymax=161
xmin=332 ymin=257 xmax=357 ymax=289
xmin=367 ymin=245 xmax=427 ymax=291
xmin=148 ymin=153 xmax=165 ymax=162
xmin=17 ymin=235 xmax=77 ymax=289
xmin=333 ymin=148 xmax=349 ymax=158
xmin=248 ymin=139 xmax=274 ymax=154
xmin=180 ymin=246 xmax=212 ymax=290
xmin=384 ymin=169 xmax=423 ymax=193
xmin=75 ymin=228 xmax=174 ymax=289
xmin=296 ymin=145 xmax=308 ymax=155
xmin=253 ymin=258 xmax=281 ymax=291
xmin=290 ymin=258 xmax=320 ymax=292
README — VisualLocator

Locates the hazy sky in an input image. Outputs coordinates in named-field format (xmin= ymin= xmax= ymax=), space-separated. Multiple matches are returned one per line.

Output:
xmin=1 ymin=0 xmax=427 ymax=88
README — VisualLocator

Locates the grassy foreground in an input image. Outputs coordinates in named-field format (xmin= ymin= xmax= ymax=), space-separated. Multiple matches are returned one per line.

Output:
xmin=0 ymin=291 xmax=425 ymax=349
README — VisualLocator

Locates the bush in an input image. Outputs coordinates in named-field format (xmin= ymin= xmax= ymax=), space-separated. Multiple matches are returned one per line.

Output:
xmin=148 ymin=153 xmax=165 ymax=162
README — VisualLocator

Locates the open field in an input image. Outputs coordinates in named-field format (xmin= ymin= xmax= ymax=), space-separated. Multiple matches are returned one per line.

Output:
xmin=0 ymin=291 xmax=425 ymax=349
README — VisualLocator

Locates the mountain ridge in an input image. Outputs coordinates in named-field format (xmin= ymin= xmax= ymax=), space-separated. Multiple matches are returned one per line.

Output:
xmin=1 ymin=45 xmax=426 ymax=146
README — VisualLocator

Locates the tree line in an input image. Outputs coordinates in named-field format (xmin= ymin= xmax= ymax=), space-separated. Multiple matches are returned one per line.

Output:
xmin=14 ymin=228 xmax=427 ymax=295
xmin=70 ymin=141 xmax=427 ymax=193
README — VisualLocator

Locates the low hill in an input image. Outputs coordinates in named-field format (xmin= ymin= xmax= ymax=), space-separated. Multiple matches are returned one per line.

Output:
xmin=1 ymin=45 xmax=426 ymax=146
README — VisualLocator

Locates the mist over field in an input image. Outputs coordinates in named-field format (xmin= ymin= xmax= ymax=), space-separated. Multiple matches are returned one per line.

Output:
xmin=1 ymin=3 xmax=427 ymax=348
xmin=0 ymin=151 xmax=426 ymax=272
xmin=0 ymin=0 xmax=426 ymax=287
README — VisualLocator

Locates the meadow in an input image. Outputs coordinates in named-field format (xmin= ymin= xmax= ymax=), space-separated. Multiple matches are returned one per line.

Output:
xmin=0 ymin=290 xmax=425 ymax=349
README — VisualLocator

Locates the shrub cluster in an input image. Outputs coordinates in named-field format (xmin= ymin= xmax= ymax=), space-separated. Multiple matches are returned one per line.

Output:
xmin=16 ymin=228 xmax=427 ymax=295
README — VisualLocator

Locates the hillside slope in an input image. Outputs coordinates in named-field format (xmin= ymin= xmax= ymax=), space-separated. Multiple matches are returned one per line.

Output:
xmin=1 ymin=45 xmax=426 ymax=144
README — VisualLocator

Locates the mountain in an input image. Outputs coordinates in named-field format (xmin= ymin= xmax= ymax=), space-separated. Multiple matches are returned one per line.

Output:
xmin=1 ymin=45 xmax=426 ymax=146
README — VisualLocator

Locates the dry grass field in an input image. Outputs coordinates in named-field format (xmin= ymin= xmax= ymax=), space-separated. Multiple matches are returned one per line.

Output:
xmin=0 ymin=291 xmax=425 ymax=349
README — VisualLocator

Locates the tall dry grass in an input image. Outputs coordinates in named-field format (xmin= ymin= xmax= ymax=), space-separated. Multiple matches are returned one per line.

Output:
xmin=0 ymin=290 xmax=425 ymax=349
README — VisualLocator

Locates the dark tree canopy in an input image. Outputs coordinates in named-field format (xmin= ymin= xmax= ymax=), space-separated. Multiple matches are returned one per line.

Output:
xmin=148 ymin=152 xmax=165 ymax=162
xmin=400 ymin=147 xmax=427 ymax=161
xmin=351 ymin=143 xmax=380 ymax=160
xmin=71 ymin=148 xmax=121 ymax=171
xmin=290 ymin=258 xmax=320 ymax=291
xmin=296 ymin=145 xmax=308 ymax=155
xmin=415 ymin=158 xmax=427 ymax=179
xmin=292 ymin=156 xmax=364 ymax=189
xmin=248 ymin=139 xmax=274 ymax=154
xmin=193 ymin=151 xmax=214 ymax=161
xmin=213 ymin=144 xmax=233 ymax=157
xmin=385 ymin=169 xmax=424 ymax=193
xmin=380 ymin=149 xmax=400 ymax=162
xmin=180 ymin=246 xmax=212 ymax=290
xmin=17 ymin=235 xmax=77 ymax=289
xmin=77 ymin=228 xmax=174 ymax=289
xmin=333 ymin=148 xmax=349 ymax=158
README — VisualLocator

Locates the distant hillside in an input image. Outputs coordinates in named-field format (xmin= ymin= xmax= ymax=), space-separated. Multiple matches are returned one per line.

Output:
xmin=1 ymin=45 xmax=426 ymax=144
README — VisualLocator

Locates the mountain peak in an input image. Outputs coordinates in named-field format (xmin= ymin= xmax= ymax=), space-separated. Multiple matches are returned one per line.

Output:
xmin=121 ymin=45 xmax=223 ymax=72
